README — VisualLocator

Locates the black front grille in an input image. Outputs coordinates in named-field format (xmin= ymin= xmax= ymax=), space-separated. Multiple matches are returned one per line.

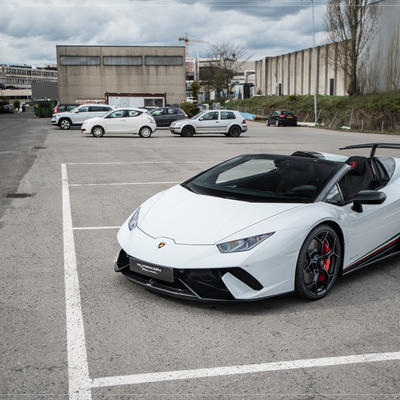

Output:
xmin=115 ymin=249 xmax=263 ymax=301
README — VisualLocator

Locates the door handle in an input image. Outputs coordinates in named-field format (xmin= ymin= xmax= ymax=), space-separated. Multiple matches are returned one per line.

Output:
xmin=215 ymin=121 xmax=219 ymax=123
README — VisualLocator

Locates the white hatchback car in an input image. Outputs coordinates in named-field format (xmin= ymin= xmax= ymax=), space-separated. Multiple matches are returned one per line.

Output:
xmin=169 ymin=110 xmax=247 ymax=137
xmin=81 ymin=108 xmax=157 ymax=138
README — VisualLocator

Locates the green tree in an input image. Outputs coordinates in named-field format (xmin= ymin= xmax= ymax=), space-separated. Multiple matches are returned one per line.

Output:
xmin=13 ymin=99 xmax=20 ymax=110
xmin=190 ymin=81 xmax=201 ymax=104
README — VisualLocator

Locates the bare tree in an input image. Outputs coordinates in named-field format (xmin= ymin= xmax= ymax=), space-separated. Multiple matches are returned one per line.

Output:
xmin=206 ymin=43 xmax=247 ymax=99
xmin=385 ymin=25 xmax=400 ymax=91
xmin=324 ymin=0 xmax=379 ymax=96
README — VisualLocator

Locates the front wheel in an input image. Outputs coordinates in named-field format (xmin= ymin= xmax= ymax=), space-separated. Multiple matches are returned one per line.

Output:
xmin=295 ymin=225 xmax=342 ymax=300
xmin=181 ymin=126 xmax=195 ymax=137
xmin=59 ymin=119 xmax=71 ymax=130
xmin=228 ymin=125 xmax=241 ymax=137
xmin=139 ymin=126 xmax=152 ymax=138
xmin=91 ymin=126 xmax=104 ymax=137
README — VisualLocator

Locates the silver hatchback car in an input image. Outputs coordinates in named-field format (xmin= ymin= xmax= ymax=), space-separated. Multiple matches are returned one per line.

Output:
xmin=169 ymin=110 xmax=247 ymax=137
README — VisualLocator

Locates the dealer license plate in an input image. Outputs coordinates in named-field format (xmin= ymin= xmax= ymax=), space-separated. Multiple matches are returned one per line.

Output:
xmin=129 ymin=258 xmax=174 ymax=282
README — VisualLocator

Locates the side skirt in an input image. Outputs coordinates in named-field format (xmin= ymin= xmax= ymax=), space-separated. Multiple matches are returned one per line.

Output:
xmin=343 ymin=236 xmax=400 ymax=275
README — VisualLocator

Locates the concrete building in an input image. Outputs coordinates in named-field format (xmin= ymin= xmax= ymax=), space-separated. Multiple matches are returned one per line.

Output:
xmin=255 ymin=42 xmax=346 ymax=97
xmin=57 ymin=45 xmax=186 ymax=106
xmin=0 ymin=64 xmax=58 ymax=101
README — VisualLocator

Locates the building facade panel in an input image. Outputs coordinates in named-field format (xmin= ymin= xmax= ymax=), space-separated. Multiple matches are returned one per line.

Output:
xmin=57 ymin=45 xmax=186 ymax=105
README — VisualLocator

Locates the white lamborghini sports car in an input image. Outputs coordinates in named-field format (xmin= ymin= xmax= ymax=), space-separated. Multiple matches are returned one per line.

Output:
xmin=115 ymin=143 xmax=400 ymax=301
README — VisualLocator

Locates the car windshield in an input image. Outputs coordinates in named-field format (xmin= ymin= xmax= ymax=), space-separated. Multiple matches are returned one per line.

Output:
xmin=182 ymin=155 xmax=344 ymax=203
xmin=191 ymin=112 xmax=204 ymax=120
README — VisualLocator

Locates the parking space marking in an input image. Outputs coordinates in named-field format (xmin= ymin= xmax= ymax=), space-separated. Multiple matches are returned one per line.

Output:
xmin=69 ymin=181 xmax=179 ymax=187
xmin=73 ymin=226 xmax=120 ymax=230
xmin=61 ymin=164 xmax=92 ymax=400
xmin=90 ymin=351 xmax=400 ymax=389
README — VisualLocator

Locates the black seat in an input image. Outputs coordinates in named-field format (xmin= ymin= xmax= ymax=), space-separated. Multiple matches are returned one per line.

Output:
xmin=340 ymin=156 xmax=375 ymax=201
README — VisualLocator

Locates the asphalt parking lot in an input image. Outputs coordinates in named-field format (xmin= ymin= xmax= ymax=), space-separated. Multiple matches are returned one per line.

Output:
xmin=1 ymin=113 xmax=400 ymax=399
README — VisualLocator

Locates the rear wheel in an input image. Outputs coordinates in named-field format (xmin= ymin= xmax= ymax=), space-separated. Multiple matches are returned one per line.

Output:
xmin=139 ymin=126 xmax=152 ymax=138
xmin=181 ymin=125 xmax=195 ymax=137
xmin=295 ymin=225 xmax=341 ymax=300
xmin=91 ymin=126 xmax=104 ymax=137
xmin=59 ymin=118 xmax=71 ymax=130
xmin=228 ymin=125 xmax=241 ymax=137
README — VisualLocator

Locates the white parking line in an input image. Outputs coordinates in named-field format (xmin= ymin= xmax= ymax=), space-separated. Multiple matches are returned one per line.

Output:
xmin=69 ymin=181 xmax=179 ymax=187
xmin=67 ymin=161 xmax=211 ymax=165
xmin=91 ymin=351 xmax=400 ymax=389
xmin=61 ymin=164 xmax=92 ymax=400
xmin=73 ymin=226 xmax=120 ymax=230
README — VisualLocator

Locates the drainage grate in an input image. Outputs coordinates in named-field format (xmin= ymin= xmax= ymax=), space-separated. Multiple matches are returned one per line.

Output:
xmin=33 ymin=146 xmax=47 ymax=150
xmin=5 ymin=193 xmax=32 ymax=198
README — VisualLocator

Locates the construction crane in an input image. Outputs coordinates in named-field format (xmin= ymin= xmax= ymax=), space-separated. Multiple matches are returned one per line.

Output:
xmin=178 ymin=32 xmax=209 ymax=58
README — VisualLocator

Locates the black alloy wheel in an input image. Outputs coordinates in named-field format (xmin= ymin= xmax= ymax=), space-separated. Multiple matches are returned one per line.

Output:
xmin=295 ymin=225 xmax=341 ymax=300
xmin=181 ymin=126 xmax=195 ymax=137
xmin=228 ymin=125 xmax=241 ymax=137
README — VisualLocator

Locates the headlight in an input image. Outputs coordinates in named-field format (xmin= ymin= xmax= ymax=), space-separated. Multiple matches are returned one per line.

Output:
xmin=128 ymin=207 xmax=141 ymax=231
xmin=217 ymin=232 xmax=274 ymax=253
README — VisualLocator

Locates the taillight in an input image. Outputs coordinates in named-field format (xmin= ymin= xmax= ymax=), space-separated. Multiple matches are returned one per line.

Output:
xmin=185 ymin=114 xmax=188 ymax=118
xmin=55 ymin=105 xmax=58 ymax=113
xmin=242 ymin=119 xmax=246 ymax=124
xmin=280 ymin=114 xmax=285 ymax=118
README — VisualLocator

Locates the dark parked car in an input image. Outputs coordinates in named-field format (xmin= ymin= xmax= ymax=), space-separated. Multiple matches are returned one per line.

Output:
xmin=53 ymin=104 xmax=77 ymax=113
xmin=0 ymin=104 xmax=13 ymax=113
xmin=150 ymin=107 xmax=187 ymax=127
xmin=267 ymin=110 xmax=297 ymax=126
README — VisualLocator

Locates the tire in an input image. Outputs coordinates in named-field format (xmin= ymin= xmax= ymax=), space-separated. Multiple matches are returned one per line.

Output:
xmin=59 ymin=118 xmax=71 ymax=130
xmin=267 ymin=119 xmax=270 ymax=126
xmin=181 ymin=125 xmax=195 ymax=137
xmin=295 ymin=224 xmax=342 ymax=300
xmin=139 ymin=126 xmax=152 ymax=138
xmin=228 ymin=125 xmax=241 ymax=137
xmin=275 ymin=119 xmax=280 ymax=127
xmin=91 ymin=126 xmax=104 ymax=137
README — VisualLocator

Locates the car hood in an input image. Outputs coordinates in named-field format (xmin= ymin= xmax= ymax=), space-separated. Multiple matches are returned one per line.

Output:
xmin=138 ymin=185 xmax=301 ymax=245
xmin=83 ymin=116 xmax=102 ymax=124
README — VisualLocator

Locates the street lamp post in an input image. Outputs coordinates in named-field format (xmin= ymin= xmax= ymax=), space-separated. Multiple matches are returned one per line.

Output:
xmin=311 ymin=0 xmax=318 ymax=125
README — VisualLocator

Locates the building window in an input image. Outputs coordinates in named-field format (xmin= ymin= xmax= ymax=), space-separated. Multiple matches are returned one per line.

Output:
xmin=59 ymin=56 xmax=101 ymax=66
xmin=103 ymin=56 xmax=142 ymax=66
xmin=144 ymin=98 xmax=164 ymax=107
xmin=145 ymin=56 xmax=183 ymax=66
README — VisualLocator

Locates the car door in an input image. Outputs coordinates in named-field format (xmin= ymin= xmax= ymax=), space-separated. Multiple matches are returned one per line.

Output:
xmin=165 ymin=108 xmax=178 ymax=126
xmin=74 ymin=106 xmax=89 ymax=124
xmin=328 ymin=175 xmax=400 ymax=270
xmin=126 ymin=109 xmax=143 ymax=133
xmin=220 ymin=111 xmax=236 ymax=133
xmin=195 ymin=111 xmax=220 ymax=133
xmin=103 ymin=109 xmax=127 ymax=133
xmin=151 ymin=108 xmax=166 ymax=126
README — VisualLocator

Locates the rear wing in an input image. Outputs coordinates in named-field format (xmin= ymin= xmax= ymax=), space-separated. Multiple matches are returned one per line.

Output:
xmin=340 ymin=143 xmax=400 ymax=157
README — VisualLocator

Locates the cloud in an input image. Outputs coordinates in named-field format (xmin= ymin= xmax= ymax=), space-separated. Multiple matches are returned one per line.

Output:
xmin=0 ymin=0 xmax=328 ymax=65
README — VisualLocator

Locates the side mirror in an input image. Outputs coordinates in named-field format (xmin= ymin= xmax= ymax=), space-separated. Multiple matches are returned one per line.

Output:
xmin=352 ymin=190 xmax=386 ymax=213
xmin=199 ymin=117 xmax=204 ymax=121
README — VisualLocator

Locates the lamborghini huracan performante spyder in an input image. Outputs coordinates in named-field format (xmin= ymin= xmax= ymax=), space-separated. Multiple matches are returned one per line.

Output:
xmin=115 ymin=143 xmax=400 ymax=301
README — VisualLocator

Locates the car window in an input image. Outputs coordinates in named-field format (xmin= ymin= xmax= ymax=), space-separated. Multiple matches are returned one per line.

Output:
xmin=89 ymin=106 xmax=106 ymax=112
xmin=128 ymin=110 xmax=141 ymax=117
xmin=167 ymin=108 xmax=177 ymax=115
xmin=201 ymin=111 xmax=219 ymax=121
xmin=78 ymin=106 xmax=89 ymax=113
xmin=221 ymin=111 xmax=236 ymax=120
xmin=325 ymin=184 xmax=343 ymax=205
xmin=151 ymin=109 xmax=164 ymax=116
xmin=67 ymin=105 xmax=77 ymax=111
xmin=108 ymin=110 xmax=126 ymax=118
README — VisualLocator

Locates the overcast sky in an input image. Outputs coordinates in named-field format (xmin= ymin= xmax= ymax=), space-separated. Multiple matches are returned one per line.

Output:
xmin=0 ymin=0 xmax=329 ymax=66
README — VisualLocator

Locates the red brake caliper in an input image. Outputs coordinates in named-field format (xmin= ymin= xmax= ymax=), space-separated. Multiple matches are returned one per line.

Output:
xmin=318 ymin=242 xmax=331 ymax=282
